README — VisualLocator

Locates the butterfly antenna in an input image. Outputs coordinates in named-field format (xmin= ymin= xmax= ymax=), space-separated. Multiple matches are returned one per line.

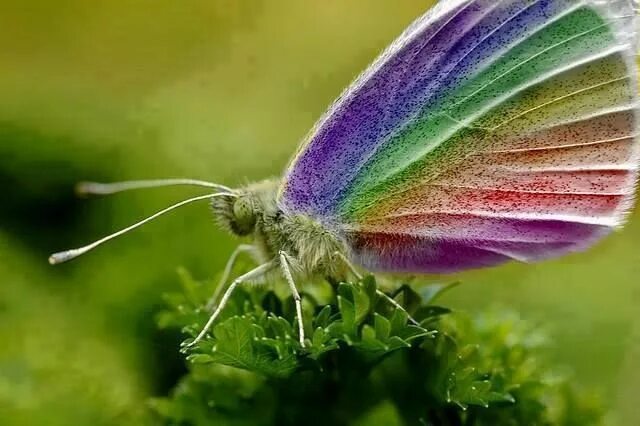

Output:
xmin=76 ymin=179 xmax=234 ymax=196
xmin=49 ymin=192 xmax=237 ymax=265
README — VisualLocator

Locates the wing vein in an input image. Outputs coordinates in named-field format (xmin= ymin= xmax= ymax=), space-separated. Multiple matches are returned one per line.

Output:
xmin=424 ymin=183 xmax=628 ymax=196
xmin=482 ymin=134 xmax=637 ymax=153
xmin=374 ymin=210 xmax=618 ymax=226
xmin=494 ymin=164 xmax=638 ymax=172
xmin=492 ymin=76 xmax=631 ymax=130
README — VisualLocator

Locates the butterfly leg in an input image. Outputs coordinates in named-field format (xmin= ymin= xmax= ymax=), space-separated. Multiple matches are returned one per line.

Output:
xmin=279 ymin=251 xmax=306 ymax=347
xmin=206 ymin=244 xmax=257 ymax=311
xmin=333 ymin=250 xmax=363 ymax=280
xmin=377 ymin=291 xmax=419 ymax=326
xmin=333 ymin=251 xmax=419 ymax=326
xmin=185 ymin=260 xmax=277 ymax=348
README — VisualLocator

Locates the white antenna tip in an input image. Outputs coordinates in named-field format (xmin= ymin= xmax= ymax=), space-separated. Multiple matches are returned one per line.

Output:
xmin=48 ymin=248 xmax=88 ymax=265
xmin=75 ymin=181 xmax=104 ymax=196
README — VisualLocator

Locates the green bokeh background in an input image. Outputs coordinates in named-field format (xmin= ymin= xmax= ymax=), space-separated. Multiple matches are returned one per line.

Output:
xmin=1 ymin=1 xmax=638 ymax=424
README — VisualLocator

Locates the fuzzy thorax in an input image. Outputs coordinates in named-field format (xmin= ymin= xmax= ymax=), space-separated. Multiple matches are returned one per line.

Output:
xmin=211 ymin=179 xmax=347 ymax=279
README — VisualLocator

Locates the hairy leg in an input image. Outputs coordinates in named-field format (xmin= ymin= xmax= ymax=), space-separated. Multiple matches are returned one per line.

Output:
xmin=333 ymin=251 xmax=419 ymax=326
xmin=185 ymin=260 xmax=276 ymax=348
xmin=206 ymin=244 xmax=256 ymax=311
xmin=333 ymin=251 xmax=363 ymax=280
xmin=377 ymin=291 xmax=420 ymax=326
xmin=279 ymin=251 xmax=306 ymax=347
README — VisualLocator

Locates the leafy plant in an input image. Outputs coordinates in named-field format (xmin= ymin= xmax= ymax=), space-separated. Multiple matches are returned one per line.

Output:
xmin=152 ymin=270 xmax=604 ymax=426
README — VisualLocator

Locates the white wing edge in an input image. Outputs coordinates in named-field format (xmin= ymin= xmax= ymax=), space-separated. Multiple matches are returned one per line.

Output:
xmin=589 ymin=0 xmax=640 ymax=225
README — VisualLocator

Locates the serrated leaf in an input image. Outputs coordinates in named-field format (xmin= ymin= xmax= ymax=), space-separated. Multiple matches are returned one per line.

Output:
xmin=359 ymin=325 xmax=387 ymax=352
xmin=337 ymin=282 xmax=372 ymax=328
xmin=314 ymin=305 xmax=333 ymax=329
xmin=162 ymin=270 xmax=604 ymax=426
xmin=373 ymin=313 xmax=391 ymax=341
xmin=266 ymin=315 xmax=294 ymax=340
xmin=352 ymin=284 xmax=371 ymax=326
xmin=337 ymin=295 xmax=356 ymax=335
xmin=386 ymin=336 xmax=411 ymax=352
xmin=448 ymin=377 xmax=514 ymax=409
xmin=361 ymin=275 xmax=378 ymax=303
xmin=337 ymin=282 xmax=352 ymax=300
xmin=198 ymin=316 xmax=299 ymax=378
xmin=389 ymin=308 xmax=409 ymax=336
xmin=308 ymin=326 xmax=338 ymax=359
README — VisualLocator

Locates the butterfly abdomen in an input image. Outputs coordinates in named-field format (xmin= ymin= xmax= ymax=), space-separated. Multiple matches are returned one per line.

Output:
xmin=285 ymin=214 xmax=346 ymax=277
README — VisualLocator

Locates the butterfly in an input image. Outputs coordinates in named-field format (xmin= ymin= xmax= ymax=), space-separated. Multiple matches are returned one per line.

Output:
xmin=50 ymin=0 xmax=640 ymax=348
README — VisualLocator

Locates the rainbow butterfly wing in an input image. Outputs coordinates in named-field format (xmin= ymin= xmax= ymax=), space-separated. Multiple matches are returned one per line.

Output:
xmin=279 ymin=0 xmax=639 ymax=273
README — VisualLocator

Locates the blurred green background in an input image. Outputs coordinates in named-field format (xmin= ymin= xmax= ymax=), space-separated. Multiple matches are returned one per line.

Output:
xmin=1 ymin=1 xmax=639 ymax=425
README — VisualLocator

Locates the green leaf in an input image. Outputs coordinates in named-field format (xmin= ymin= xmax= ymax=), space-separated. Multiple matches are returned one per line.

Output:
xmin=359 ymin=325 xmax=388 ymax=352
xmin=447 ymin=377 xmax=514 ymax=409
xmin=314 ymin=305 xmax=333 ymax=329
xmin=361 ymin=275 xmax=378 ymax=303
xmin=204 ymin=316 xmax=298 ymax=378
xmin=185 ymin=354 xmax=214 ymax=364
xmin=308 ymin=326 xmax=339 ymax=359
xmin=159 ymin=271 xmax=604 ymax=426
xmin=351 ymin=283 xmax=372 ymax=326
xmin=373 ymin=313 xmax=391 ymax=341
xmin=389 ymin=308 xmax=409 ymax=336
xmin=391 ymin=284 xmax=421 ymax=314
xmin=337 ymin=295 xmax=356 ymax=337
xmin=419 ymin=281 xmax=460 ymax=305
xmin=415 ymin=305 xmax=451 ymax=323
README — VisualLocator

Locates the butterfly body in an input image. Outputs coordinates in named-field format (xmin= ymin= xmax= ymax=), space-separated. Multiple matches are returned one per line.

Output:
xmin=211 ymin=179 xmax=348 ymax=280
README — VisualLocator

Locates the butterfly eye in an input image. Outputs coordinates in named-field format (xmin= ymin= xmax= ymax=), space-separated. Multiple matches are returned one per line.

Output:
xmin=232 ymin=197 xmax=257 ymax=235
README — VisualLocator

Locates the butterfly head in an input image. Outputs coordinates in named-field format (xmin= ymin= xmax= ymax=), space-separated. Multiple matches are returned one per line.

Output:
xmin=211 ymin=192 xmax=259 ymax=236
xmin=211 ymin=179 xmax=279 ymax=237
